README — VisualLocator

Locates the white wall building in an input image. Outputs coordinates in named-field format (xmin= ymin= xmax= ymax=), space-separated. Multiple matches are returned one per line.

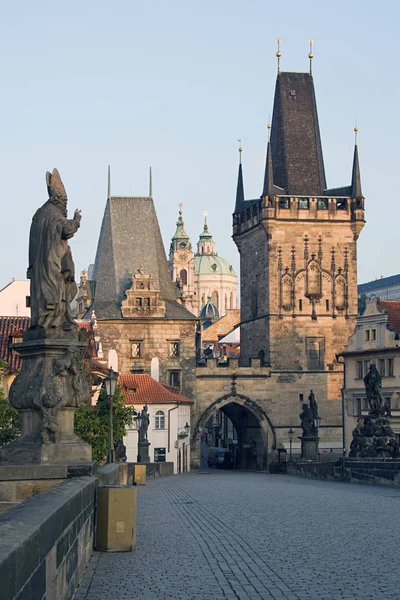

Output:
xmin=119 ymin=374 xmax=193 ymax=474
xmin=0 ymin=280 xmax=30 ymax=317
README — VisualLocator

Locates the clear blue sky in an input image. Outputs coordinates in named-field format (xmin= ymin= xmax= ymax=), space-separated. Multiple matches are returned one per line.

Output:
xmin=0 ymin=0 xmax=397 ymax=288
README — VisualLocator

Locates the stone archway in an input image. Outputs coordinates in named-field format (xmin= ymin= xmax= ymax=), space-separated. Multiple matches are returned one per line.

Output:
xmin=191 ymin=393 xmax=276 ymax=471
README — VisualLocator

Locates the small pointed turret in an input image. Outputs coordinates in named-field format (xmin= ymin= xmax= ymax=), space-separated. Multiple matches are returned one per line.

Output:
xmin=351 ymin=128 xmax=362 ymax=198
xmin=235 ymin=143 xmax=245 ymax=212
xmin=262 ymin=125 xmax=274 ymax=197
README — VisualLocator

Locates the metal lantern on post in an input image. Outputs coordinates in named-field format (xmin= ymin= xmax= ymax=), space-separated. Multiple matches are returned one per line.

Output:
xmin=104 ymin=367 xmax=118 ymax=463
xmin=184 ymin=422 xmax=190 ymax=436
xmin=288 ymin=427 xmax=294 ymax=461
xmin=313 ymin=415 xmax=321 ymax=462
xmin=136 ymin=410 xmax=143 ymax=463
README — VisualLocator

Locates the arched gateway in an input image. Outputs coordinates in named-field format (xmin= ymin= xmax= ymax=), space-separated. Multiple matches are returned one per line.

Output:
xmin=191 ymin=393 xmax=276 ymax=471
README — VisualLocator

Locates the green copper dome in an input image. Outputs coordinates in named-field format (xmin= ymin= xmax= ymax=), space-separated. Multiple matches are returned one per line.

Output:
xmin=194 ymin=254 xmax=236 ymax=276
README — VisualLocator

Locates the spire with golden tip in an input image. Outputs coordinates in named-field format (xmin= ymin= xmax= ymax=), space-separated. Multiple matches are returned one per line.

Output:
xmin=262 ymin=124 xmax=274 ymax=197
xmin=351 ymin=126 xmax=362 ymax=198
xmin=235 ymin=142 xmax=245 ymax=211
xmin=276 ymin=38 xmax=282 ymax=74
xmin=308 ymin=39 xmax=313 ymax=75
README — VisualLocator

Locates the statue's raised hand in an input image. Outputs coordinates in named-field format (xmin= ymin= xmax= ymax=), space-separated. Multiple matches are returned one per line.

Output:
xmin=74 ymin=209 xmax=82 ymax=223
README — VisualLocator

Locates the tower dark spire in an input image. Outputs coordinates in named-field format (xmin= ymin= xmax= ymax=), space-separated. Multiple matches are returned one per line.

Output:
xmin=270 ymin=72 xmax=327 ymax=196
xmin=235 ymin=142 xmax=245 ymax=212
xmin=351 ymin=128 xmax=362 ymax=198
xmin=262 ymin=125 xmax=274 ymax=196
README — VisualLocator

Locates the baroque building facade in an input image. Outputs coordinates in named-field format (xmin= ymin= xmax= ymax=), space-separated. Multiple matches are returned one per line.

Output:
xmin=168 ymin=209 xmax=238 ymax=317
xmin=191 ymin=63 xmax=365 ymax=469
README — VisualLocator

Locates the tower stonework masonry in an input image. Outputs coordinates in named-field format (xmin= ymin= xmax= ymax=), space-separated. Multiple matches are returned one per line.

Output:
xmin=191 ymin=67 xmax=365 ymax=469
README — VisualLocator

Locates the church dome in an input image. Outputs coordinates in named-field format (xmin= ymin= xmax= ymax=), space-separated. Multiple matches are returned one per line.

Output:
xmin=194 ymin=255 xmax=236 ymax=276
xmin=199 ymin=296 xmax=220 ymax=320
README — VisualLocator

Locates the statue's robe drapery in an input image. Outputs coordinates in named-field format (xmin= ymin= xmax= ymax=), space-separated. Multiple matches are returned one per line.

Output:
xmin=28 ymin=200 xmax=79 ymax=329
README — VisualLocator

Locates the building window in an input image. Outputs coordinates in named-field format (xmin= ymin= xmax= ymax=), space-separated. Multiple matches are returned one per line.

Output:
xmin=169 ymin=342 xmax=180 ymax=357
xmin=144 ymin=297 xmax=151 ymax=307
xmin=25 ymin=296 xmax=31 ymax=308
xmin=135 ymin=297 xmax=142 ymax=307
xmin=326 ymin=299 xmax=329 ymax=311
xmin=131 ymin=342 xmax=141 ymax=358
xmin=378 ymin=359 xmax=385 ymax=377
xmin=299 ymin=299 xmax=303 ymax=311
xmin=154 ymin=448 xmax=166 ymax=462
xmin=365 ymin=329 xmax=370 ymax=341
xmin=317 ymin=198 xmax=328 ymax=210
xmin=155 ymin=411 xmax=165 ymax=429
xmin=371 ymin=329 xmax=376 ymax=341
xmin=352 ymin=397 xmax=362 ymax=416
xmin=387 ymin=358 xmax=394 ymax=377
xmin=279 ymin=197 xmax=289 ymax=209
xmin=299 ymin=198 xmax=309 ymax=209
xmin=356 ymin=361 xmax=363 ymax=379
xmin=169 ymin=371 xmax=181 ymax=388
xmin=180 ymin=269 xmax=188 ymax=285
xmin=306 ymin=337 xmax=325 ymax=370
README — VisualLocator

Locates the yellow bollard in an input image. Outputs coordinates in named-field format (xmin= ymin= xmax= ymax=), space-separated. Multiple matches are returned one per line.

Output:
xmin=132 ymin=464 xmax=147 ymax=486
xmin=96 ymin=485 xmax=137 ymax=552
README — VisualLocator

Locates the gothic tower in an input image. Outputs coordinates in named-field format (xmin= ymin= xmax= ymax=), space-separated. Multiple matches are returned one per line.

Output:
xmin=233 ymin=69 xmax=365 ymax=369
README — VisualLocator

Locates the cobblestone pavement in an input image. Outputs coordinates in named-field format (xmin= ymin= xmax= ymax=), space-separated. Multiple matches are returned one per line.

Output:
xmin=74 ymin=472 xmax=400 ymax=600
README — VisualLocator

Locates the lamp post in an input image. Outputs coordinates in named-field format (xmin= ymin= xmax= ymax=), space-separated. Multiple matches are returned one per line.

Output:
xmin=313 ymin=415 xmax=321 ymax=462
xmin=136 ymin=410 xmax=143 ymax=463
xmin=184 ymin=422 xmax=190 ymax=436
xmin=288 ymin=427 xmax=294 ymax=461
xmin=104 ymin=367 xmax=118 ymax=463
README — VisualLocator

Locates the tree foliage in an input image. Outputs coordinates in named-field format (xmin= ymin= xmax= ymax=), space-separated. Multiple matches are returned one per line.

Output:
xmin=0 ymin=364 xmax=21 ymax=448
xmin=74 ymin=385 xmax=135 ymax=463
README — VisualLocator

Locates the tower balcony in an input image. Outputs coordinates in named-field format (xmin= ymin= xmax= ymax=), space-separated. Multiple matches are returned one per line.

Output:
xmin=233 ymin=195 xmax=365 ymax=237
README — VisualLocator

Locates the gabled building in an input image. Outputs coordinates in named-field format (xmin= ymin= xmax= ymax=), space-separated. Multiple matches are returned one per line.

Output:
xmin=0 ymin=280 xmax=30 ymax=318
xmin=341 ymin=298 xmax=400 ymax=452
xmin=86 ymin=180 xmax=197 ymax=399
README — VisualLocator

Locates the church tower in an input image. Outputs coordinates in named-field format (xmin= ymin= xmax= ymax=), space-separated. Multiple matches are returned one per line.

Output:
xmin=233 ymin=64 xmax=365 ymax=369
xmin=168 ymin=205 xmax=196 ymax=312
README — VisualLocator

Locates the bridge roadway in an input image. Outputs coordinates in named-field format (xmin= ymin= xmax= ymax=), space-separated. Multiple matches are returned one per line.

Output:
xmin=74 ymin=471 xmax=400 ymax=600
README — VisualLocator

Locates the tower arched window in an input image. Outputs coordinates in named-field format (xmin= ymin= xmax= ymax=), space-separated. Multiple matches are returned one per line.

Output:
xmin=211 ymin=291 xmax=219 ymax=308
xmin=180 ymin=269 xmax=188 ymax=285
xmin=230 ymin=292 xmax=233 ymax=309
xmin=155 ymin=411 xmax=165 ymax=430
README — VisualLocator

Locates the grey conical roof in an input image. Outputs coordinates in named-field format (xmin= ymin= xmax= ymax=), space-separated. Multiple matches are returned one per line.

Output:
xmin=91 ymin=196 xmax=196 ymax=320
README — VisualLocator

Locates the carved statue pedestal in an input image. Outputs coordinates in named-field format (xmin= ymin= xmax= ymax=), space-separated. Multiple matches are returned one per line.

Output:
xmin=137 ymin=441 xmax=150 ymax=464
xmin=300 ymin=436 xmax=318 ymax=461
xmin=0 ymin=330 xmax=92 ymax=466
xmin=350 ymin=416 xmax=399 ymax=458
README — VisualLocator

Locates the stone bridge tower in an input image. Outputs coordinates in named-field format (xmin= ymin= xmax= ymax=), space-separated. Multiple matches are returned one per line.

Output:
xmin=233 ymin=70 xmax=365 ymax=371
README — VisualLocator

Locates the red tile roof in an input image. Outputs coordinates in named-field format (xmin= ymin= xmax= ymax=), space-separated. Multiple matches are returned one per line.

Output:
xmin=378 ymin=300 xmax=400 ymax=334
xmin=118 ymin=373 xmax=193 ymax=405
xmin=0 ymin=317 xmax=30 ymax=372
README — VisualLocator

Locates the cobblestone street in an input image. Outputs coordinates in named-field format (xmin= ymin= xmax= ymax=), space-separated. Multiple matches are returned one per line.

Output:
xmin=74 ymin=472 xmax=400 ymax=600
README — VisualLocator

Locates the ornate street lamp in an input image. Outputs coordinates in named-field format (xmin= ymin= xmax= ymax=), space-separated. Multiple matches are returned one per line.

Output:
xmin=135 ymin=410 xmax=143 ymax=462
xmin=104 ymin=367 xmax=118 ymax=463
xmin=184 ymin=422 xmax=190 ymax=436
xmin=288 ymin=427 xmax=294 ymax=461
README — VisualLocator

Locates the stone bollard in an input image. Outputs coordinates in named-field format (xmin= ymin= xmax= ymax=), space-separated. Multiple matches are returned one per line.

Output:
xmin=132 ymin=464 xmax=147 ymax=486
xmin=96 ymin=484 xmax=137 ymax=552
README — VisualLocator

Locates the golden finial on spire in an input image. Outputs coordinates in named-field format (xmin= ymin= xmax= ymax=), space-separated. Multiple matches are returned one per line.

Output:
xmin=178 ymin=202 xmax=183 ymax=216
xmin=267 ymin=123 xmax=271 ymax=142
xmin=308 ymin=39 xmax=314 ymax=75
xmin=276 ymin=38 xmax=282 ymax=74
xmin=354 ymin=125 xmax=358 ymax=145
xmin=237 ymin=138 xmax=242 ymax=164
